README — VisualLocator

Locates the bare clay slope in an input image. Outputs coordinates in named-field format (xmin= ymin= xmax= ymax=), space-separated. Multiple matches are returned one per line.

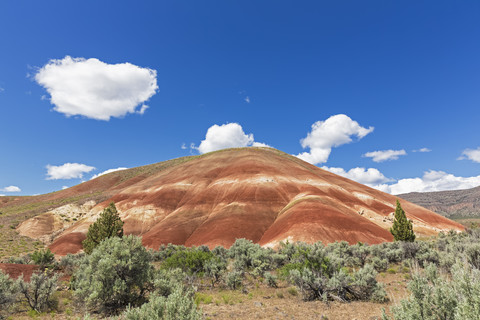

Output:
xmin=40 ymin=148 xmax=463 ymax=255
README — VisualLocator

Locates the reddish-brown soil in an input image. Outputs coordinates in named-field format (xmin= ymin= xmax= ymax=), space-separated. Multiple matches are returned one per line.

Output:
xmin=0 ymin=263 xmax=38 ymax=281
xmin=7 ymin=148 xmax=463 ymax=255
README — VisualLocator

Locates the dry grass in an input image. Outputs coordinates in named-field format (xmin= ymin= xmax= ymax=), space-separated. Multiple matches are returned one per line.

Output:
xmin=5 ymin=265 xmax=412 ymax=320
xmin=198 ymin=272 xmax=409 ymax=320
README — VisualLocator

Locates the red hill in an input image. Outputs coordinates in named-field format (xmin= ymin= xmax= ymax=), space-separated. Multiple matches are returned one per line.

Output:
xmin=14 ymin=148 xmax=463 ymax=255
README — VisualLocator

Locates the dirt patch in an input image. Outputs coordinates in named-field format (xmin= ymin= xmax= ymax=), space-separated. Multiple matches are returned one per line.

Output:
xmin=0 ymin=263 xmax=39 ymax=281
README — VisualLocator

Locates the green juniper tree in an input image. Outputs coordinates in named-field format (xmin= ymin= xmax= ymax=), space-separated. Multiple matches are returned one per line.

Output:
xmin=390 ymin=200 xmax=415 ymax=242
xmin=82 ymin=202 xmax=124 ymax=254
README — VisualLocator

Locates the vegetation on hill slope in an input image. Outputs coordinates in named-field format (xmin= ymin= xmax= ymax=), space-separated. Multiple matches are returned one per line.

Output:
xmin=2 ymin=228 xmax=480 ymax=319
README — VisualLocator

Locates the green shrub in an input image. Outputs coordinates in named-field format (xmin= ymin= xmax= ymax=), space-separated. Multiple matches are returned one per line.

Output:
xmin=7 ymin=254 xmax=31 ymax=265
xmin=383 ymin=261 xmax=480 ymax=320
xmin=31 ymin=248 xmax=55 ymax=268
xmin=152 ymin=268 xmax=186 ymax=297
xmin=264 ymin=272 xmax=278 ymax=288
xmin=18 ymin=270 xmax=59 ymax=312
xmin=82 ymin=202 xmax=124 ymax=254
xmin=59 ymin=253 xmax=85 ymax=274
xmin=390 ymin=200 xmax=415 ymax=242
xmin=204 ymin=256 xmax=226 ymax=288
xmin=225 ymin=270 xmax=243 ymax=290
xmin=465 ymin=243 xmax=480 ymax=269
xmin=0 ymin=270 xmax=19 ymax=319
xmin=121 ymin=290 xmax=201 ymax=320
xmin=371 ymin=257 xmax=388 ymax=272
xmin=288 ymin=263 xmax=385 ymax=302
xmin=122 ymin=269 xmax=201 ymax=320
xmin=74 ymin=235 xmax=153 ymax=314
xmin=228 ymin=238 xmax=275 ymax=275
xmin=161 ymin=248 xmax=215 ymax=275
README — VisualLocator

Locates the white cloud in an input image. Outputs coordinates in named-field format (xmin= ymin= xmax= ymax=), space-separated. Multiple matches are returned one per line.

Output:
xmin=194 ymin=123 xmax=269 ymax=154
xmin=363 ymin=149 xmax=407 ymax=162
xmin=413 ymin=147 xmax=431 ymax=153
xmin=296 ymin=114 xmax=374 ymax=165
xmin=62 ymin=186 xmax=69 ymax=190
xmin=245 ymin=96 xmax=251 ymax=103
xmin=136 ymin=104 xmax=149 ymax=115
xmin=90 ymin=167 xmax=128 ymax=180
xmin=322 ymin=166 xmax=392 ymax=186
xmin=383 ymin=170 xmax=480 ymax=194
xmin=459 ymin=147 xmax=480 ymax=163
xmin=181 ymin=143 xmax=187 ymax=150
xmin=35 ymin=56 xmax=158 ymax=121
xmin=0 ymin=87 xmax=4 ymax=93
xmin=0 ymin=186 xmax=21 ymax=192
xmin=46 ymin=163 xmax=96 ymax=180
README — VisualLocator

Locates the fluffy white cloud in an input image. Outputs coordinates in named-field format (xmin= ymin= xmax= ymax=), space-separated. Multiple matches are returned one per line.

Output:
xmin=363 ymin=149 xmax=407 ymax=162
xmin=0 ymin=186 xmax=21 ymax=192
xmin=90 ymin=167 xmax=128 ymax=180
xmin=35 ymin=56 xmax=158 ymax=120
xmin=322 ymin=166 xmax=392 ymax=186
xmin=323 ymin=164 xmax=480 ymax=195
xmin=62 ymin=186 xmax=69 ymax=190
xmin=413 ymin=147 xmax=431 ymax=153
xmin=296 ymin=114 xmax=374 ymax=165
xmin=194 ymin=123 xmax=269 ymax=154
xmin=46 ymin=163 xmax=96 ymax=180
xmin=459 ymin=147 xmax=480 ymax=163
xmin=383 ymin=170 xmax=480 ymax=194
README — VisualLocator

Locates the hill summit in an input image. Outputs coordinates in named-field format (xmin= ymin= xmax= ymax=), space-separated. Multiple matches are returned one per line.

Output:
xmin=14 ymin=148 xmax=463 ymax=255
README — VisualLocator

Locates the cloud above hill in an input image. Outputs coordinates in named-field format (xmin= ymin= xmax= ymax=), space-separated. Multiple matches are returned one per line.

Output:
xmin=459 ymin=147 xmax=480 ymax=163
xmin=296 ymin=114 xmax=374 ymax=165
xmin=90 ymin=167 xmax=128 ymax=180
xmin=363 ymin=149 xmax=407 ymax=162
xmin=0 ymin=185 xmax=21 ymax=192
xmin=324 ymin=165 xmax=480 ymax=195
xmin=46 ymin=163 xmax=96 ymax=180
xmin=194 ymin=123 xmax=269 ymax=154
xmin=35 ymin=56 xmax=158 ymax=120
xmin=322 ymin=166 xmax=392 ymax=187
xmin=383 ymin=170 xmax=480 ymax=194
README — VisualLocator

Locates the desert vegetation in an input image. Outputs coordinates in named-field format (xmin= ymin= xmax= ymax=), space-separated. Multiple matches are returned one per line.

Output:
xmin=1 ymin=228 xmax=480 ymax=319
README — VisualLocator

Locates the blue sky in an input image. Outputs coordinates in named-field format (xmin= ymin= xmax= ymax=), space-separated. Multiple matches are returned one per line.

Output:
xmin=1 ymin=1 xmax=480 ymax=196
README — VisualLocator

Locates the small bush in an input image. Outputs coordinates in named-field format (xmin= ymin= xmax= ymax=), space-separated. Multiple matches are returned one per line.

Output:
xmin=371 ymin=257 xmax=388 ymax=272
xmin=7 ymin=254 xmax=31 ymax=265
xmin=82 ymin=202 xmax=124 ymax=254
xmin=225 ymin=270 xmax=243 ymax=290
xmin=74 ymin=235 xmax=153 ymax=314
xmin=0 ymin=270 xmax=19 ymax=319
xmin=264 ymin=272 xmax=278 ymax=288
xmin=162 ymin=248 xmax=215 ymax=275
xmin=59 ymin=253 xmax=84 ymax=274
xmin=122 ymin=290 xmax=201 ymax=320
xmin=287 ymin=287 xmax=298 ymax=296
xmin=31 ymin=248 xmax=55 ymax=268
xmin=18 ymin=270 xmax=59 ymax=312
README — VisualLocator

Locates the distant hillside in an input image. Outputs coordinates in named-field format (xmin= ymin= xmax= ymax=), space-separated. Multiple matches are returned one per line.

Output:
xmin=398 ymin=185 xmax=480 ymax=218
xmin=6 ymin=147 xmax=463 ymax=256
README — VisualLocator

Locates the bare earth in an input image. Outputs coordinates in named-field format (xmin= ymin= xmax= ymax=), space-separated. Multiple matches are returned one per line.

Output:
xmin=8 ymin=148 xmax=462 ymax=256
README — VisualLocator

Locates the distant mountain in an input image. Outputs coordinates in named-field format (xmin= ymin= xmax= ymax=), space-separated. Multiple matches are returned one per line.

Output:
xmin=398 ymin=186 xmax=480 ymax=218
xmin=3 ymin=148 xmax=463 ymax=256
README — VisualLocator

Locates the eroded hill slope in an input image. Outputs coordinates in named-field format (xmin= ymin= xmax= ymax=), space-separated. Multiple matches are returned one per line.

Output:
xmin=10 ymin=148 xmax=463 ymax=255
